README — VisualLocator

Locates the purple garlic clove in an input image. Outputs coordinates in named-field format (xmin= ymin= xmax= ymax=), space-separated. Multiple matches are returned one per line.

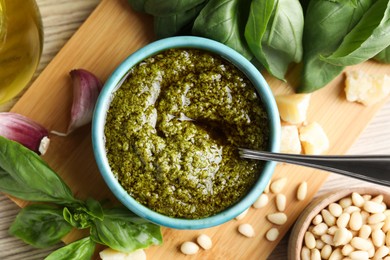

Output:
xmin=0 ymin=112 xmax=50 ymax=155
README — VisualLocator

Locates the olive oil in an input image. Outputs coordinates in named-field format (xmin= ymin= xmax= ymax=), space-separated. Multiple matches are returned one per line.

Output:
xmin=0 ymin=0 xmax=43 ymax=104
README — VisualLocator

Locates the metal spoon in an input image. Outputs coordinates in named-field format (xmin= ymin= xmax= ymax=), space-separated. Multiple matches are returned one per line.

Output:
xmin=238 ymin=148 xmax=390 ymax=187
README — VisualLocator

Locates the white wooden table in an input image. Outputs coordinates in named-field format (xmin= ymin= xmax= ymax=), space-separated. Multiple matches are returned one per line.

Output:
xmin=1 ymin=1 xmax=389 ymax=259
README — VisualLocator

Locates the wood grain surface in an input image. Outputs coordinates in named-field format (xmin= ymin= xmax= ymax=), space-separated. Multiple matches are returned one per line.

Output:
xmin=1 ymin=0 xmax=390 ymax=259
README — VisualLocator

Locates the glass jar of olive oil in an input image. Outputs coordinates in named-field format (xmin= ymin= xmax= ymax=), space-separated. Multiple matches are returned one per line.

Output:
xmin=0 ymin=0 xmax=43 ymax=105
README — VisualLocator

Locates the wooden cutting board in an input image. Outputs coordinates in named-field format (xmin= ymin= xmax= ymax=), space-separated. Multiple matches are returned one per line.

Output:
xmin=9 ymin=0 xmax=390 ymax=258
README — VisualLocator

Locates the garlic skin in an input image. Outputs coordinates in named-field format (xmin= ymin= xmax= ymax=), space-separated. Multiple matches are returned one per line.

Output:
xmin=67 ymin=69 xmax=103 ymax=133
xmin=0 ymin=112 xmax=50 ymax=155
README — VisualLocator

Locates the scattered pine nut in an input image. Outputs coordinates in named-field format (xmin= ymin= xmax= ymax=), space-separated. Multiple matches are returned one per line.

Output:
xmin=180 ymin=241 xmax=199 ymax=255
xmin=297 ymin=181 xmax=307 ymax=201
xmin=265 ymin=228 xmax=279 ymax=242
xmin=197 ymin=234 xmax=212 ymax=250
xmin=276 ymin=194 xmax=287 ymax=212
xmin=270 ymin=177 xmax=287 ymax=194
xmin=238 ymin=223 xmax=255 ymax=238
xmin=267 ymin=212 xmax=288 ymax=225
xmin=253 ymin=193 xmax=269 ymax=209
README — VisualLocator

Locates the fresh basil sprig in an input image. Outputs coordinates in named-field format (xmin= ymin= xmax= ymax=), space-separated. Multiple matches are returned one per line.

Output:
xmin=0 ymin=137 xmax=162 ymax=259
xmin=245 ymin=0 xmax=304 ymax=81
xmin=321 ymin=0 xmax=390 ymax=66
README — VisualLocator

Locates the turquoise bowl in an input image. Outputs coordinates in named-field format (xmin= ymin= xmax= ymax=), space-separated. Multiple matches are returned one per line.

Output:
xmin=92 ymin=36 xmax=281 ymax=230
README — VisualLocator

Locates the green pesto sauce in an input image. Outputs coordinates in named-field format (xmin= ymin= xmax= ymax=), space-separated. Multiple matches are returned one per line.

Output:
xmin=104 ymin=49 xmax=269 ymax=219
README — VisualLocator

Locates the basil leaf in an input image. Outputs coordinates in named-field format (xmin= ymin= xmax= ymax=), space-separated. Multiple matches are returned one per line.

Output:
xmin=0 ymin=137 xmax=78 ymax=204
xmin=245 ymin=0 xmax=304 ymax=80
xmin=9 ymin=204 xmax=73 ymax=248
xmin=192 ymin=0 xmax=253 ymax=60
xmin=144 ymin=0 xmax=206 ymax=17
xmin=90 ymin=207 xmax=162 ymax=253
xmin=154 ymin=2 xmax=205 ymax=39
xmin=375 ymin=45 xmax=390 ymax=63
xmin=298 ymin=0 xmax=373 ymax=93
xmin=321 ymin=0 xmax=390 ymax=66
xmin=45 ymin=237 xmax=95 ymax=260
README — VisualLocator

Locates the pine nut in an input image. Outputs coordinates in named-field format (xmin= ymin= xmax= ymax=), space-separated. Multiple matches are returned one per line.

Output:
xmin=312 ymin=222 xmax=328 ymax=236
xmin=270 ymin=177 xmax=287 ymax=194
xmin=321 ymin=234 xmax=334 ymax=246
xmin=297 ymin=181 xmax=307 ymax=201
xmin=370 ymin=222 xmax=384 ymax=231
xmin=383 ymin=214 xmax=390 ymax=232
xmin=351 ymin=192 xmax=365 ymax=207
xmin=349 ymin=211 xmax=363 ymax=231
xmin=235 ymin=208 xmax=249 ymax=220
xmin=339 ymin=197 xmax=352 ymax=208
xmin=253 ymin=193 xmax=268 ymax=209
xmin=312 ymin=214 xmax=323 ymax=225
xmin=368 ymin=212 xmax=386 ymax=225
xmin=360 ymin=210 xmax=369 ymax=225
xmin=180 ymin=241 xmax=199 ymax=255
xmin=364 ymin=200 xmax=385 ymax=214
xmin=329 ymin=203 xmax=343 ymax=217
xmin=350 ymin=237 xmax=371 ymax=251
xmin=322 ymin=209 xmax=336 ymax=226
xmin=238 ymin=223 xmax=255 ymax=238
xmin=327 ymin=226 xmax=338 ymax=236
xmin=374 ymin=245 xmax=390 ymax=259
xmin=371 ymin=195 xmax=384 ymax=204
xmin=267 ymin=212 xmax=287 ymax=225
xmin=358 ymin=224 xmax=372 ymax=239
xmin=362 ymin=194 xmax=372 ymax=201
xmin=337 ymin=213 xmax=350 ymax=228
xmin=328 ymin=248 xmax=342 ymax=260
xmin=196 ymin=234 xmax=212 ymax=250
xmin=349 ymin=250 xmax=369 ymax=260
xmin=386 ymin=230 xmax=390 ymax=246
xmin=343 ymin=206 xmax=361 ymax=214
xmin=321 ymin=244 xmax=332 ymax=259
xmin=301 ymin=246 xmax=311 ymax=260
xmin=311 ymin=248 xmax=321 ymax=260
xmin=333 ymin=227 xmax=350 ymax=246
xmin=276 ymin=193 xmax=286 ymax=212
xmin=372 ymin=229 xmax=385 ymax=247
xmin=315 ymin=239 xmax=324 ymax=249
xmin=341 ymin=244 xmax=354 ymax=256
xmin=265 ymin=227 xmax=279 ymax=242
xmin=304 ymin=231 xmax=316 ymax=249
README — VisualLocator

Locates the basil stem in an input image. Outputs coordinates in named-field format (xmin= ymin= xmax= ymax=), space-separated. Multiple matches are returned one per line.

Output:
xmin=298 ymin=0 xmax=373 ymax=93
xmin=245 ymin=0 xmax=304 ymax=80
xmin=44 ymin=237 xmax=96 ymax=260
xmin=321 ymin=0 xmax=390 ymax=66
xmin=0 ymin=137 xmax=79 ymax=204
xmin=192 ymin=0 xmax=253 ymax=60
xmin=9 ymin=204 xmax=73 ymax=248
xmin=90 ymin=207 xmax=163 ymax=253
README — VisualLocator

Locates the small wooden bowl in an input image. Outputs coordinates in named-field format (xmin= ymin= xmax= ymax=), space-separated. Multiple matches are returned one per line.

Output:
xmin=288 ymin=187 xmax=390 ymax=260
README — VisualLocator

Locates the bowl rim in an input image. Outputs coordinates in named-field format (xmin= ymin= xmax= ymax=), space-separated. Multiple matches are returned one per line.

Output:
xmin=92 ymin=36 xmax=281 ymax=230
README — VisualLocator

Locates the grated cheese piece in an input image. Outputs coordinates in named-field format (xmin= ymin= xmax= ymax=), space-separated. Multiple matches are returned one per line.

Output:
xmin=299 ymin=122 xmax=329 ymax=155
xmin=275 ymin=94 xmax=311 ymax=124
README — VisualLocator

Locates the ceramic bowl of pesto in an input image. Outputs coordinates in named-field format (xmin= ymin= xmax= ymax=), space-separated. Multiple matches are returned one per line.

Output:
xmin=92 ymin=36 xmax=281 ymax=230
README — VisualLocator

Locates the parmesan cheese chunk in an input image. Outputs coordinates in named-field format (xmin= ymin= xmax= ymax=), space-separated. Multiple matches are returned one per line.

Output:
xmin=275 ymin=94 xmax=311 ymax=124
xmin=345 ymin=70 xmax=390 ymax=106
xmin=280 ymin=125 xmax=302 ymax=154
xmin=299 ymin=122 xmax=329 ymax=155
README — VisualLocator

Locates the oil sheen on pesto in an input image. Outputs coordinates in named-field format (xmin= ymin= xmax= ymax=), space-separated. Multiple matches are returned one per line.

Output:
xmin=105 ymin=49 xmax=269 ymax=219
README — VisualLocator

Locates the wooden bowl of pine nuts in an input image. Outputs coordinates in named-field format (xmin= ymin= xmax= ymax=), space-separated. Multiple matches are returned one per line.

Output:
xmin=288 ymin=187 xmax=390 ymax=260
